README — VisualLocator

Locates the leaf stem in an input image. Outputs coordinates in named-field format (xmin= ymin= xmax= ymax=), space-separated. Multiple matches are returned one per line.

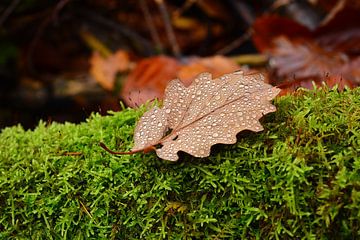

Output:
xmin=99 ymin=142 xmax=155 ymax=155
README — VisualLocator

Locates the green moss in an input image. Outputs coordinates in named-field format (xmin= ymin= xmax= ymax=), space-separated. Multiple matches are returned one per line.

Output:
xmin=1 ymin=87 xmax=360 ymax=239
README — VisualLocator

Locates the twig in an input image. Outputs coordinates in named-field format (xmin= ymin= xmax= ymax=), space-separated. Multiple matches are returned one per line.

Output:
xmin=216 ymin=29 xmax=252 ymax=55
xmin=154 ymin=0 xmax=182 ymax=58
xmin=173 ymin=0 xmax=197 ymax=19
xmin=0 ymin=0 xmax=21 ymax=27
xmin=228 ymin=0 xmax=255 ymax=26
xmin=78 ymin=199 xmax=97 ymax=224
xmin=62 ymin=151 xmax=82 ymax=156
xmin=230 ymin=53 xmax=268 ymax=66
xmin=99 ymin=142 xmax=155 ymax=155
xmin=140 ymin=0 xmax=163 ymax=52
xmin=80 ymin=30 xmax=112 ymax=57
xmin=27 ymin=0 xmax=71 ymax=72
xmin=77 ymin=8 xmax=155 ymax=56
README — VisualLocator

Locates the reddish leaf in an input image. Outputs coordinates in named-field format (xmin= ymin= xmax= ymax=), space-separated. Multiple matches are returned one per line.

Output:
xmin=121 ymin=56 xmax=181 ymax=107
xmin=252 ymin=15 xmax=311 ymax=52
xmin=178 ymin=56 xmax=240 ymax=83
xmin=269 ymin=37 xmax=359 ymax=87
xmin=121 ymin=55 xmax=239 ymax=107
xmin=252 ymin=10 xmax=360 ymax=92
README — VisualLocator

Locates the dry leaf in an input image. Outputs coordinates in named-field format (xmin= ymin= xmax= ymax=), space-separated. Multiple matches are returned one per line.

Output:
xmin=252 ymin=15 xmax=312 ymax=52
xmin=121 ymin=56 xmax=180 ymax=107
xmin=252 ymin=13 xmax=360 ymax=92
xmin=90 ymin=50 xmax=130 ymax=91
xmin=128 ymin=71 xmax=280 ymax=161
xmin=270 ymin=36 xmax=347 ymax=79
xmin=270 ymin=37 xmax=360 ymax=85
xmin=178 ymin=56 xmax=240 ymax=82
xmin=121 ymin=55 xmax=239 ymax=107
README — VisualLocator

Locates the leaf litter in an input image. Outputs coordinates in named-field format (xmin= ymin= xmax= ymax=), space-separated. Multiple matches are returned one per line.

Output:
xmin=101 ymin=71 xmax=280 ymax=161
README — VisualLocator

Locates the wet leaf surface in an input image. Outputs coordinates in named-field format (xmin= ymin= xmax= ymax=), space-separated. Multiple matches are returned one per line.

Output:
xmin=133 ymin=71 xmax=280 ymax=161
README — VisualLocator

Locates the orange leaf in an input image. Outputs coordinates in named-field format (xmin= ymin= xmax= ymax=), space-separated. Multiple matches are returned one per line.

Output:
xmin=121 ymin=55 xmax=239 ymax=107
xmin=90 ymin=50 xmax=130 ymax=91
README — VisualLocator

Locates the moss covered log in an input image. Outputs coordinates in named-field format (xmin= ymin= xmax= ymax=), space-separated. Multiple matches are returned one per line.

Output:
xmin=1 ymin=87 xmax=360 ymax=239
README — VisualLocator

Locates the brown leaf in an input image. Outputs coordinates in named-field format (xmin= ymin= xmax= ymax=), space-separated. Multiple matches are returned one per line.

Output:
xmin=252 ymin=12 xmax=360 ymax=92
xmin=269 ymin=37 xmax=360 ymax=85
xmin=270 ymin=37 xmax=346 ymax=78
xmin=90 ymin=50 xmax=130 ymax=91
xmin=132 ymin=71 xmax=280 ymax=161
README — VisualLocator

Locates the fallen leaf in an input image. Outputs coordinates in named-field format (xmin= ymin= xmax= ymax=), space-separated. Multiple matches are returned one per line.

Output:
xmin=252 ymin=15 xmax=311 ymax=52
xmin=178 ymin=56 xmax=241 ymax=82
xmin=270 ymin=37 xmax=347 ymax=79
xmin=121 ymin=55 xmax=239 ymax=107
xmin=109 ymin=71 xmax=279 ymax=161
xmin=90 ymin=50 xmax=130 ymax=91
xmin=121 ymin=55 xmax=180 ymax=107
xmin=252 ymin=12 xmax=360 ymax=92
xmin=269 ymin=37 xmax=359 ymax=87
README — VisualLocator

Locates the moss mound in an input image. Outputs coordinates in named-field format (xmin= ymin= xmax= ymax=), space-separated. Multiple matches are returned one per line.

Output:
xmin=1 ymin=87 xmax=360 ymax=239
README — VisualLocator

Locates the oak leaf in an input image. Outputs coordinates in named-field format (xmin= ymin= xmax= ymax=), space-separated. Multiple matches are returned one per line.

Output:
xmin=118 ymin=71 xmax=279 ymax=161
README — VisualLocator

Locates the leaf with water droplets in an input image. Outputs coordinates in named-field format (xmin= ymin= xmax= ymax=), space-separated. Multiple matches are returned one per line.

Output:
xmin=130 ymin=71 xmax=280 ymax=161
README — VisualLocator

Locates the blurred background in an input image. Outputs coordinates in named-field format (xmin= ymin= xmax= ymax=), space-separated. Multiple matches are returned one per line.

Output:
xmin=0 ymin=0 xmax=359 ymax=129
